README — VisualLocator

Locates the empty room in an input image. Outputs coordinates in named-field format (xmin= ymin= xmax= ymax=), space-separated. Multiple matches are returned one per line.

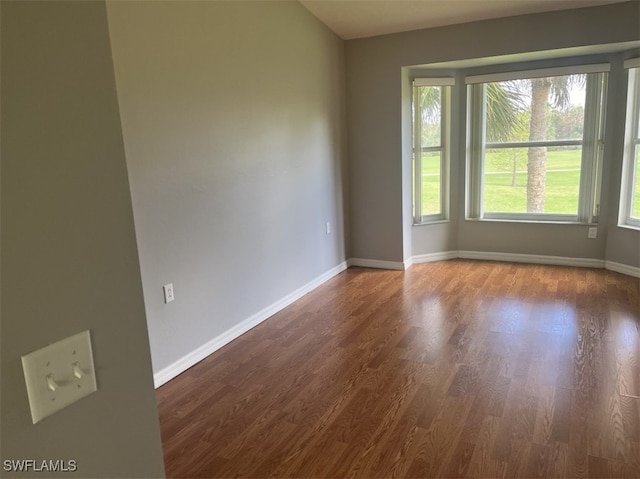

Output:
xmin=1 ymin=0 xmax=639 ymax=478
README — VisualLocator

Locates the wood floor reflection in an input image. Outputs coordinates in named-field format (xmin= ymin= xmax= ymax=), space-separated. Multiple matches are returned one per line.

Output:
xmin=157 ymin=260 xmax=640 ymax=478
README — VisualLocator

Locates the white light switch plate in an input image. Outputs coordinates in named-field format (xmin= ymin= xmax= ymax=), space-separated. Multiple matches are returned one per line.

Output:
xmin=163 ymin=283 xmax=175 ymax=303
xmin=21 ymin=330 xmax=97 ymax=424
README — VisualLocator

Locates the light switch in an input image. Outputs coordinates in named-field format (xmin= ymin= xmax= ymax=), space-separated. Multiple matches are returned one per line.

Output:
xmin=21 ymin=330 xmax=97 ymax=424
xmin=163 ymin=283 xmax=175 ymax=303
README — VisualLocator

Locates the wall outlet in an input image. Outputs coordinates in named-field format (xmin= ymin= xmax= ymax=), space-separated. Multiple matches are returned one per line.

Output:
xmin=326 ymin=222 xmax=331 ymax=235
xmin=163 ymin=283 xmax=175 ymax=303
xmin=588 ymin=227 xmax=597 ymax=239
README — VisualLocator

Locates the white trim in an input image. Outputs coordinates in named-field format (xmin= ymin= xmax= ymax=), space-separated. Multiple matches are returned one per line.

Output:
xmin=412 ymin=251 xmax=459 ymax=264
xmin=413 ymin=251 xmax=638 ymax=278
xmin=624 ymin=58 xmax=640 ymax=69
xmin=605 ymin=261 xmax=640 ymax=278
xmin=413 ymin=83 xmax=451 ymax=223
xmin=482 ymin=213 xmax=579 ymax=223
xmin=620 ymin=67 xmax=640 ymax=227
xmin=348 ymin=258 xmax=406 ymax=270
xmin=486 ymin=139 xmax=582 ymax=149
xmin=153 ymin=261 xmax=348 ymax=388
xmin=413 ymin=77 xmax=455 ymax=87
xmin=443 ymin=252 xmax=639 ymax=277
xmin=351 ymin=253 xmax=639 ymax=277
xmin=579 ymin=71 xmax=607 ymax=223
xmin=457 ymin=250 xmax=605 ymax=268
xmin=465 ymin=63 xmax=610 ymax=84
xmin=466 ymin=83 xmax=484 ymax=219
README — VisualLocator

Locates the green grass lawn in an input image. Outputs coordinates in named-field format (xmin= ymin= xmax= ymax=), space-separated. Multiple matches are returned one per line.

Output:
xmin=419 ymin=148 xmax=640 ymax=216
xmin=419 ymin=149 xmax=584 ymax=215
xmin=419 ymin=153 xmax=441 ymax=215
xmin=483 ymin=148 xmax=581 ymax=214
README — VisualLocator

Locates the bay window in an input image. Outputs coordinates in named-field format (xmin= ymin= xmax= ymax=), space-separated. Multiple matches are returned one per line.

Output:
xmin=466 ymin=65 xmax=608 ymax=223
xmin=620 ymin=58 xmax=640 ymax=228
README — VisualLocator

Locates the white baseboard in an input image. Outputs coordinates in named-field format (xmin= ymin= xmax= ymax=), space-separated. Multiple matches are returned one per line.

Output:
xmin=457 ymin=250 xmax=605 ymax=269
xmin=153 ymin=261 xmax=348 ymax=388
xmin=403 ymin=256 xmax=414 ymax=269
xmin=412 ymin=251 xmax=460 ymax=264
xmin=353 ymin=250 xmax=624 ymax=271
xmin=415 ymin=250 xmax=638 ymax=277
xmin=605 ymin=260 xmax=640 ymax=278
xmin=348 ymin=257 xmax=406 ymax=270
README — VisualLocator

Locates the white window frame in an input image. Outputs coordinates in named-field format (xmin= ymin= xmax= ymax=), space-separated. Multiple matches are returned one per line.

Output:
xmin=412 ymin=78 xmax=453 ymax=224
xmin=620 ymin=58 xmax=640 ymax=229
xmin=466 ymin=64 xmax=609 ymax=224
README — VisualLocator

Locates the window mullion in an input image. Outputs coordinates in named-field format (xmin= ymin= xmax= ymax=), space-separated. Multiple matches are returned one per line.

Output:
xmin=466 ymin=84 xmax=485 ymax=219
xmin=441 ymin=87 xmax=450 ymax=220
xmin=592 ymin=73 xmax=608 ymax=223
xmin=486 ymin=140 xmax=583 ymax=149
xmin=413 ymin=86 xmax=422 ymax=223
xmin=578 ymin=72 xmax=607 ymax=223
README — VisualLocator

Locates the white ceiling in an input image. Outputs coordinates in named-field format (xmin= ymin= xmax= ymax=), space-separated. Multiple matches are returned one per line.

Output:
xmin=299 ymin=0 xmax=631 ymax=40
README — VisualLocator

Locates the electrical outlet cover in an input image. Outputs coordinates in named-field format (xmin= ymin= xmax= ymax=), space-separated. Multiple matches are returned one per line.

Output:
xmin=21 ymin=330 xmax=97 ymax=424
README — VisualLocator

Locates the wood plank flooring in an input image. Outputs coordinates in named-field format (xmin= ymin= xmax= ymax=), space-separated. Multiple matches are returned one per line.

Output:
xmin=157 ymin=260 xmax=640 ymax=478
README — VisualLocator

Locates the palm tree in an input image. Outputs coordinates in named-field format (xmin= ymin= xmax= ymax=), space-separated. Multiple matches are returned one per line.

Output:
xmin=485 ymin=76 xmax=580 ymax=213
xmin=485 ymin=81 xmax=527 ymax=142
xmin=527 ymin=79 xmax=551 ymax=213
xmin=415 ymin=85 xmax=442 ymax=146
xmin=416 ymin=76 xmax=578 ymax=214
xmin=486 ymin=82 xmax=529 ymax=188
xmin=526 ymin=76 xmax=577 ymax=213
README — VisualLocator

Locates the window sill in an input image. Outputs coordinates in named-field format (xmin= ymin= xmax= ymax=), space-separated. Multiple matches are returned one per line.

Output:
xmin=413 ymin=219 xmax=450 ymax=226
xmin=616 ymin=223 xmax=640 ymax=232
xmin=465 ymin=217 xmax=598 ymax=226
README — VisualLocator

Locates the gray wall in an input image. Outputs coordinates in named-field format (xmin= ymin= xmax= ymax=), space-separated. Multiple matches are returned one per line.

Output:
xmin=106 ymin=1 xmax=347 ymax=376
xmin=1 ymin=1 xmax=165 ymax=477
xmin=346 ymin=2 xmax=640 ymax=266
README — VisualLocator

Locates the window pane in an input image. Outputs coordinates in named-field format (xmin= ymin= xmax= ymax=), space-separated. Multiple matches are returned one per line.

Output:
xmin=413 ymin=81 xmax=449 ymax=223
xmin=421 ymin=151 xmax=441 ymax=216
xmin=484 ymin=147 xmax=581 ymax=214
xmin=633 ymin=146 xmax=640 ymax=219
xmin=485 ymin=74 xmax=586 ymax=144
xmin=483 ymin=148 xmax=527 ymax=213
xmin=417 ymin=86 xmax=442 ymax=147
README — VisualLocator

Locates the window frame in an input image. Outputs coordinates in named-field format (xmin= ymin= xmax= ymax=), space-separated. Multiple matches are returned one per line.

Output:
xmin=412 ymin=78 xmax=453 ymax=224
xmin=620 ymin=58 xmax=640 ymax=229
xmin=465 ymin=64 xmax=609 ymax=224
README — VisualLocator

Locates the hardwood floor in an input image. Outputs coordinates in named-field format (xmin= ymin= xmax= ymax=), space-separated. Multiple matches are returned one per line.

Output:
xmin=157 ymin=260 xmax=640 ymax=478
